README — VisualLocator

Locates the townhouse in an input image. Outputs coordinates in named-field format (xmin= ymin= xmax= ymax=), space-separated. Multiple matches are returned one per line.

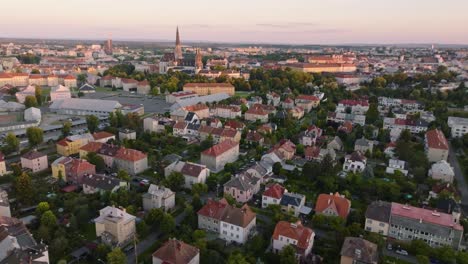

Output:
xmin=197 ymin=199 xmax=256 ymax=244
xmin=56 ymin=133 xmax=95 ymax=156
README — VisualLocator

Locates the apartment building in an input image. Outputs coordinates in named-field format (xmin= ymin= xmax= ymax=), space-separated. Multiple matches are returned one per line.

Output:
xmin=94 ymin=206 xmax=136 ymax=247
xmin=447 ymin=116 xmax=468 ymax=138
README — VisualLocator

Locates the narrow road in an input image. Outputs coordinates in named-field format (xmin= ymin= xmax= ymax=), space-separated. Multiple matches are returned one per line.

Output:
xmin=126 ymin=211 xmax=187 ymax=264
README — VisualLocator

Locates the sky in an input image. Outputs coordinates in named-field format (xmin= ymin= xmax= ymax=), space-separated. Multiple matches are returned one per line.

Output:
xmin=2 ymin=0 xmax=468 ymax=44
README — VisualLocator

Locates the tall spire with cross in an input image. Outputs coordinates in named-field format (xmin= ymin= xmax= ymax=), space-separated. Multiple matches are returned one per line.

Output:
xmin=174 ymin=26 xmax=183 ymax=60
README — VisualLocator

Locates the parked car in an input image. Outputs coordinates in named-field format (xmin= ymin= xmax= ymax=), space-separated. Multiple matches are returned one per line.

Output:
xmin=396 ymin=249 xmax=408 ymax=256
xmin=387 ymin=244 xmax=392 ymax=251
xmin=140 ymin=179 xmax=150 ymax=186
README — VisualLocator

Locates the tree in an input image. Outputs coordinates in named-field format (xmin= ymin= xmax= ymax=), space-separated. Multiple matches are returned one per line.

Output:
xmin=14 ymin=172 xmax=34 ymax=204
xmin=26 ymin=127 xmax=43 ymax=146
xmin=279 ymin=245 xmax=297 ymax=264
xmin=107 ymin=248 xmax=127 ymax=264
xmin=117 ymin=170 xmax=130 ymax=181
xmin=192 ymin=183 xmax=208 ymax=195
xmin=164 ymin=171 xmax=185 ymax=191
xmin=35 ymin=86 xmax=43 ymax=106
xmin=31 ymin=69 xmax=40 ymax=74
xmin=24 ymin=95 xmax=38 ymax=108
xmin=456 ymin=251 xmax=468 ymax=264
xmin=41 ymin=210 xmax=57 ymax=227
xmin=145 ymin=208 xmax=164 ymax=225
xmin=4 ymin=132 xmax=19 ymax=153
xmin=227 ymin=252 xmax=250 ymax=264
xmin=77 ymin=74 xmax=87 ymax=86
xmin=160 ymin=213 xmax=175 ymax=234
xmin=365 ymin=103 xmax=379 ymax=125
xmin=273 ymin=162 xmax=282 ymax=175
xmin=62 ymin=121 xmax=72 ymax=137
xmin=86 ymin=115 xmax=99 ymax=133
xmin=36 ymin=202 xmax=50 ymax=215
xmin=86 ymin=152 xmax=105 ymax=172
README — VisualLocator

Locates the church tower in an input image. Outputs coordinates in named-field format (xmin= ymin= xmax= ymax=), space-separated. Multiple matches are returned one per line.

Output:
xmin=174 ymin=26 xmax=183 ymax=61
xmin=195 ymin=48 xmax=203 ymax=71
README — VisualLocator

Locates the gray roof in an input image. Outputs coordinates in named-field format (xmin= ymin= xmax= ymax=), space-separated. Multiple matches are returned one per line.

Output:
xmin=50 ymin=98 xmax=122 ymax=112
xmin=280 ymin=192 xmax=304 ymax=207
xmin=82 ymin=174 xmax=122 ymax=191
xmin=224 ymin=175 xmax=256 ymax=191
xmin=340 ymin=237 xmax=378 ymax=264
xmin=355 ymin=137 xmax=371 ymax=147
xmin=365 ymin=201 xmax=391 ymax=223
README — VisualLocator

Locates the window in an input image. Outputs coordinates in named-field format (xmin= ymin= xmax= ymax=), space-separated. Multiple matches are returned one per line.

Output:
xmin=379 ymin=222 xmax=385 ymax=227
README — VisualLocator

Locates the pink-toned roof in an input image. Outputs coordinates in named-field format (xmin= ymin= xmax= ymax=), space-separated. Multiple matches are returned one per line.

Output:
xmin=339 ymin=99 xmax=369 ymax=107
xmin=391 ymin=202 xmax=463 ymax=230
xmin=80 ymin=142 xmax=104 ymax=153
xmin=426 ymin=129 xmax=448 ymax=150
xmin=114 ymin=148 xmax=147 ymax=162
xmin=263 ymin=183 xmax=285 ymax=199
xmin=272 ymin=221 xmax=314 ymax=250
xmin=197 ymin=198 xmax=228 ymax=219
xmin=92 ymin=131 xmax=115 ymax=141
xmin=201 ymin=140 xmax=238 ymax=157
xmin=296 ymin=95 xmax=320 ymax=102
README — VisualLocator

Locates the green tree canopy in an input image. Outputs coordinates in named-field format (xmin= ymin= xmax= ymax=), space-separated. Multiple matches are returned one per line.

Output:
xmin=24 ymin=95 xmax=38 ymax=108
xmin=86 ymin=115 xmax=99 ymax=133
xmin=26 ymin=127 xmax=43 ymax=146
xmin=107 ymin=248 xmax=127 ymax=264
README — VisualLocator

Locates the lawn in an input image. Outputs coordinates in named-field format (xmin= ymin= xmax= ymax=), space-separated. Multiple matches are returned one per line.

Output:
xmin=235 ymin=91 xmax=252 ymax=98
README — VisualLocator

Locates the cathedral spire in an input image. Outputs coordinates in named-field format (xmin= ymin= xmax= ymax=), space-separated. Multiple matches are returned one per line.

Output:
xmin=174 ymin=26 xmax=183 ymax=60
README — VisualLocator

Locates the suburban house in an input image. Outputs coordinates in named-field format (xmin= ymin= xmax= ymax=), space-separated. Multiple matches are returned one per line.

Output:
xmin=365 ymin=201 xmax=463 ymax=249
xmin=314 ymin=192 xmax=351 ymax=219
xmin=200 ymin=140 xmax=239 ymax=172
xmin=152 ymin=238 xmax=200 ymax=264
xmin=343 ymin=152 xmax=367 ymax=173
xmin=92 ymin=131 xmax=116 ymax=143
xmin=94 ymin=206 xmax=136 ymax=247
xmin=267 ymin=92 xmax=281 ymax=106
xmin=245 ymin=107 xmax=269 ymax=123
xmin=0 ymin=189 xmax=11 ymax=217
xmin=56 ymin=133 xmax=95 ymax=156
xmin=142 ymin=184 xmax=176 ymax=212
xmin=295 ymin=95 xmax=320 ymax=112
xmin=164 ymin=161 xmax=210 ymax=189
xmin=272 ymin=221 xmax=315 ymax=259
xmin=197 ymin=198 xmax=256 ymax=244
xmin=223 ymin=174 xmax=261 ymax=203
xmin=21 ymin=150 xmax=48 ymax=173
xmin=51 ymin=156 xmax=96 ymax=183
xmin=262 ymin=183 xmax=287 ymax=208
xmin=198 ymin=126 xmax=241 ymax=144
xmin=82 ymin=174 xmax=128 ymax=194
xmin=246 ymin=130 xmax=265 ymax=146
xmin=385 ymin=159 xmax=409 ymax=176
xmin=270 ymin=139 xmax=296 ymax=160
xmin=299 ymin=125 xmax=323 ymax=146
xmin=327 ymin=136 xmax=344 ymax=151
xmin=447 ymin=116 xmax=468 ymax=138
xmin=336 ymin=99 xmax=369 ymax=114
xmin=365 ymin=201 xmax=391 ymax=236
xmin=354 ymin=137 xmax=373 ymax=154
xmin=289 ymin=106 xmax=305 ymax=119
xmin=0 ymin=153 xmax=6 ymax=176
xmin=50 ymin=85 xmax=71 ymax=102
xmin=340 ymin=237 xmax=378 ymax=264
xmin=280 ymin=192 xmax=309 ymax=217
xmin=425 ymin=129 xmax=449 ymax=163
xmin=429 ymin=160 xmax=455 ymax=183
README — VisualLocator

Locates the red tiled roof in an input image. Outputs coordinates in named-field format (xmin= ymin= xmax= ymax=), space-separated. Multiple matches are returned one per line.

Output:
xmin=185 ymin=104 xmax=208 ymax=112
xmin=202 ymin=140 xmax=238 ymax=157
xmin=391 ymin=202 xmax=463 ymax=231
xmin=305 ymin=146 xmax=320 ymax=158
xmin=224 ymin=120 xmax=245 ymax=130
xmin=426 ymin=129 xmax=448 ymax=150
xmin=296 ymin=95 xmax=320 ymax=101
xmin=272 ymin=221 xmax=314 ymax=250
xmin=69 ymin=159 xmax=96 ymax=176
xmin=197 ymin=198 xmax=228 ymax=219
xmin=315 ymin=192 xmax=351 ymax=219
xmin=57 ymin=138 xmax=70 ymax=147
xmin=181 ymin=162 xmax=206 ymax=177
xmin=114 ymin=148 xmax=147 ymax=162
xmin=80 ymin=142 xmax=104 ymax=153
xmin=152 ymin=239 xmax=199 ymax=264
xmin=338 ymin=99 xmax=369 ymax=107
xmin=92 ymin=131 xmax=115 ymax=141
xmin=263 ymin=183 xmax=285 ymax=199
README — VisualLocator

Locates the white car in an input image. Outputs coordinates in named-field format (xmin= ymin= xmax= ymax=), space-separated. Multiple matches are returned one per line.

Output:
xmin=396 ymin=249 xmax=408 ymax=256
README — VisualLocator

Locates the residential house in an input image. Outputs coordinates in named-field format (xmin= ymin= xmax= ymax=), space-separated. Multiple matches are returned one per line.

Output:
xmin=200 ymin=140 xmax=239 ymax=172
xmin=354 ymin=137 xmax=373 ymax=154
xmin=0 ymin=189 xmax=11 ymax=217
xmin=142 ymin=184 xmax=176 ymax=212
xmin=0 ymin=153 xmax=6 ymax=176
xmin=50 ymin=85 xmax=71 ymax=102
xmin=143 ymin=116 xmax=174 ymax=133
xmin=164 ymin=161 xmax=210 ymax=189
xmin=262 ymin=183 xmax=286 ymax=208
xmin=198 ymin=126 xmax=241 ymax=144
xmin=383 ymin=117 xmax=428 ymax=134
xmin=92 ymin=131 xmax=116 ymax=143
xmin=343 ymin=152 xmax=367 ymax=173
xmin=184 ymin=104 xmax=210 ymax=119
xmin=245 ymin=107 xmax=269 ymax=123
xmin=364 ymin=201 xmax=391 ymax=236
xmin=94 ymin=206 xmax=136 ymax=247
xmin=152 ymin=239 xmax=200 ymax=264
xmin=447 ymin=116 xmax=468 ymax=138
xmin=223 ymin=174 xmax=260 ymax=203
xmin=425 ymin=129 xmax=449 ymax=162
xmin=299 ymin=125 xmax=323 ymax=146
xmin=327 ymin=136 xmax=344 ymax=151
xmin=429 ymin=160 xmax=455 ymax=183
xmin=137 ymin=80 xmax=150 ymax=94
xmin=336 ymin=99 xmax=369 ymax=114
xmin=267 ymin=92 xmax=281 ymax=106
xmin=327 ymin=112 xmax=366 ymax=126
xmin=51 ymin=156 xmax=96 ymax=183
xmin=272 ymin=221 xmax=315 ymax=259
xmin=119 ymin=129 xmax=136 ymax=140
xmin=210 ymin=105 xmax=242 ymax=119
xmin=197 ymin=199 xmax=256 ymax=244
xmin=289 ymin=106 xmax=305 ymax=119
xmin=315 ymin=192 xmax=351 ymax=219
xmin=281 ymin=97 xmax=295 ymax=109
xmin=82 ymin=174 xmax=128 ymax=194
xmin=224 ymin=120 xmax=246 ymax=131
xmin=15 ymin=85 xmax=35 ymax=103
xmin=340 ymin=237 xmax=378 ymax=264
xmin=295 ymin=95 xmax=320 ymax=112
xmin=338 ymin=121 xmax=353 ymax=134
xmin=385 ymin=159 xmax=408 ymax=176
xmin=56 ymin=133 xmax=95 ymax=156
xmin=270 ymin=139 xmax=296 ymax=160
xmin=246 ymin=130 xmax=264 ymax=146
xmin=280 ymin=192 xmax=308 ymax=217
xmin=21 ymin=150 xmax=48 ymax=173
xmin=0 ymin=216 xmax=49 ymax=263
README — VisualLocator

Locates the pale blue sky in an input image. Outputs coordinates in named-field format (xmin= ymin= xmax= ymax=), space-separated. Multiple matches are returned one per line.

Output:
xmin=2 ymin=0 xmax=468 ymax=44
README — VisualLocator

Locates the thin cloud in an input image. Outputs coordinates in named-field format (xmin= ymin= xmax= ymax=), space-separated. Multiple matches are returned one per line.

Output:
xmin=256 ymin=22 xmax=318 ymax=28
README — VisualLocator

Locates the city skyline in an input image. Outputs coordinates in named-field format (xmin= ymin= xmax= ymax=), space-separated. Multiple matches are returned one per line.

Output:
xmin=2 ymin=0 xmax=468 ymax=45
